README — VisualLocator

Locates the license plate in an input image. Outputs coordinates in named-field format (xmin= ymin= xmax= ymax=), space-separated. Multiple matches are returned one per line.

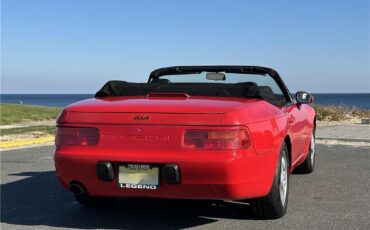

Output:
xmin=118 ymin=164 xmax=159 ymax=189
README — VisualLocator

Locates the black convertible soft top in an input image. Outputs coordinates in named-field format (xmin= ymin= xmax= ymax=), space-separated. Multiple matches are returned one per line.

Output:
xmin=95 ymin=66 xmax=293 ymax=106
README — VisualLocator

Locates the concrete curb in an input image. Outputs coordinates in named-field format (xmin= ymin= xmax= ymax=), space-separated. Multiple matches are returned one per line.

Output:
xmin=316 ymin=137 xmax=370 ymax=143
xmin=316 ymin=139 xmax=370 ymax=147
xmin=0 ymin=120 xmax=56 ymax=130
xmin=0 ymin=136 xmax=55 ymax=149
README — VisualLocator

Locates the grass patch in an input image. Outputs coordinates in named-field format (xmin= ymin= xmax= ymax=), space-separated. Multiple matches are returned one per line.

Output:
xmin=315 ymin=105 xmax=370 ymax=121
xmin=0 ymin=126 xmax=56 ymax=136
xmin=0 ymin=104 xmax=61 ymax=125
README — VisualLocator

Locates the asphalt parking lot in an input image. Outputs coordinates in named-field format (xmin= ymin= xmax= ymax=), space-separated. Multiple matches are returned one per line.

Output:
xmin=1 ymin=144 xmax=369 ymax=230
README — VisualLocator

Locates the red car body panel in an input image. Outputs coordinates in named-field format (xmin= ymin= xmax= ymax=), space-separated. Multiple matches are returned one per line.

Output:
xmin=55 ymin=94 xmax=315 ymax=200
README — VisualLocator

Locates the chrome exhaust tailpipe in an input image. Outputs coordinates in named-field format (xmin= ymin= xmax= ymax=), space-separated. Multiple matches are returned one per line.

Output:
xmin=69 ymin=183 xmax=85 ymax=196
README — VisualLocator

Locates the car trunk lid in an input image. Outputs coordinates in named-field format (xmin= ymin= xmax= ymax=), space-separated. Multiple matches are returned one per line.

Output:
xmin=59 ymin=95 xmax=261 ymax=126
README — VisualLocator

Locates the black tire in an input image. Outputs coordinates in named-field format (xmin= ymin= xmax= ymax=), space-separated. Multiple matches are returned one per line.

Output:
xmin=295 ymin=131 xmax=315 ymax=174
xmin=250 ymin=142 xmax=289 ymax=219
xmin=75 ymin=194 xmax=117 ymax=207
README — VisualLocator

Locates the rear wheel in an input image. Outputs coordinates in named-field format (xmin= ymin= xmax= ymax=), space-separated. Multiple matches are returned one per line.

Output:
xmin=295 ymin=131 xmax=315 ymax=174
xmin=250 ymin=142 xmax=289 ymax=219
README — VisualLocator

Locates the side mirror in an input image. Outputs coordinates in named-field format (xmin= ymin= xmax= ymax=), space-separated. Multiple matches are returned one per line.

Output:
xmin=296 ymin=91 xmax=314 ymax=104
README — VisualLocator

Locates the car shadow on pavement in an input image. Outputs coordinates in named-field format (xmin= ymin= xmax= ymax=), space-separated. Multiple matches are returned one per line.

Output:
xmin=1 ymin=171 xmax=257 ymax=229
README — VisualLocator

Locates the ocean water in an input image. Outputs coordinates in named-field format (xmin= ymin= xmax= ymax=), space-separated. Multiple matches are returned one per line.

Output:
xmin=1 ymin=93 xmax=369 ymax=109
xmin=0 ymin=94 xmax=94 ymax=107
xmin=312 ymin=93 xmax=370 ymax=109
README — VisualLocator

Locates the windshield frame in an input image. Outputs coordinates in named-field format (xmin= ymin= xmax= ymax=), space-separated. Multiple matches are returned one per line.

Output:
xmin=149 ymin=66 xmax=294 ymax=104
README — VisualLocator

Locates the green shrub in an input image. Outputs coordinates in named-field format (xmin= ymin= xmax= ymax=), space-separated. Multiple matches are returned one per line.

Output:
xmin=315 ymin=105 xmax=370 ymax=121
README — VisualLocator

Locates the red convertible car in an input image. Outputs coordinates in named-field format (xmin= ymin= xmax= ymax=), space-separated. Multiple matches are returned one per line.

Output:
xmin=54 ymin=66 xmax=316 ymax=219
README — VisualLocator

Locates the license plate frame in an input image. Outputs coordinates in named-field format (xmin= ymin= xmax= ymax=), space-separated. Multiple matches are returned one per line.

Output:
xmin=118 ymin=164 xmax=159 ymax=190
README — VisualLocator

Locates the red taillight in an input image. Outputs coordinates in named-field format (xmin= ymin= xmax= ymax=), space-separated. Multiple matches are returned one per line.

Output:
xmin=56 ymin=127 xmax=99 ymax=146
xmin=183 ymin=130 xmax=251 ymax=150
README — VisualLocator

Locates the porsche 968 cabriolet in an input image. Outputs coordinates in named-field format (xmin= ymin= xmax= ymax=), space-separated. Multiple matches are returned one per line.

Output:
xmin=54 ymin=66 xmax=316 ymax=219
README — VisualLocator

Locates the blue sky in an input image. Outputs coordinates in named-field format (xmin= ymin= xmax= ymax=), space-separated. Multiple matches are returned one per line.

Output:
xmin=1 ymin=0 xmax=369 ymax=93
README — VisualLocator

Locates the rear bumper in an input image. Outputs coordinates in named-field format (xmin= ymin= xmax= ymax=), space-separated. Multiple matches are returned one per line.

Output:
xmin=54 ymin=147 xmax=278 ymax=200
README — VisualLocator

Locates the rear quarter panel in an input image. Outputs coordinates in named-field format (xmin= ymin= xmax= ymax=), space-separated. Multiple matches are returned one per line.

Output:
xmin=224 ymin=101 xmax=288 ymax=156
xmin=224 ymin=101 xmax=289 ymax=187
xmin=226 ymin=101 xmax=315 ymax=170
